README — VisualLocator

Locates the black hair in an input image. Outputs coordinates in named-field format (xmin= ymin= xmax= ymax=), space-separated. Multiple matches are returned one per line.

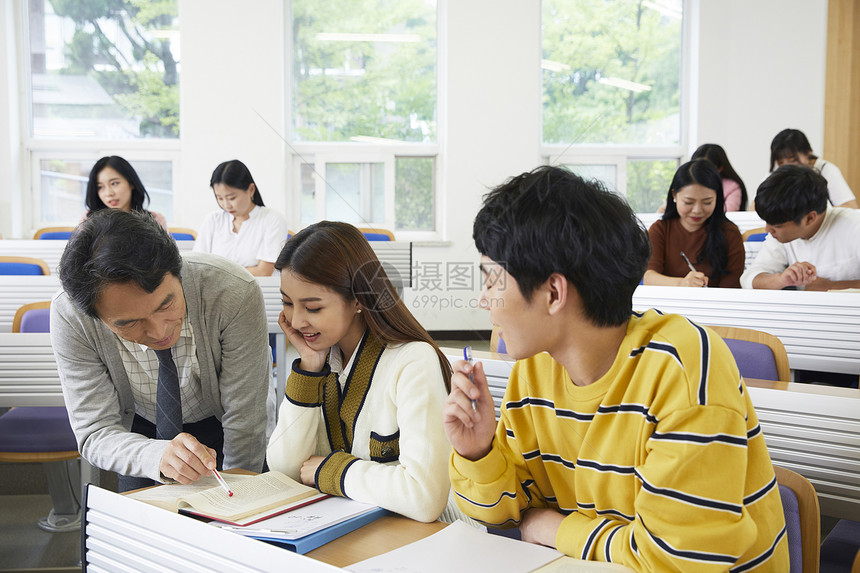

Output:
xmin=755 ymin=164 xmax=829 ymax=225
xmin=662 ymin=159 xmax=733 ymax=281
xmin=85 ymin=156 xmax=152 ymax=214
xmin=58 ymin=209 xmax=182 ymax=318
xmin=473 ymin=165 xmax=651 ymax=328
xmin=210 ymin=160 xmax=265 ymax=206
xmin=770 ymin=128 xmax=816 ymax=172
xmin=690 ymin=143 xmax=748 ymax=210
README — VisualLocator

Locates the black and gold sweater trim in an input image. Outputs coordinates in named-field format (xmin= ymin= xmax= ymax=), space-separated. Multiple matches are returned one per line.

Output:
xmin=284 ymin=359 xmax=330 ymax=407
xmin=289 ymin=329 xmax=389 ymax=496
xmin=315 ymin=451 xmax=359 ymax=497
xmin=322 ymin=329 xmax=384 ymax=454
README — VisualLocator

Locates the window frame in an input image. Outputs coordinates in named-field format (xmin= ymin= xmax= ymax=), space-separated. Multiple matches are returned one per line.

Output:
xmin=20 ymin=1 xmax=182 ymax=231
xmin=284 ymin=0 xmax=445 ymax=241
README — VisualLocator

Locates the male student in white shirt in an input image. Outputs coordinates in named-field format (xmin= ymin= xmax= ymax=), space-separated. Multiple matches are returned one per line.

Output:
xmin=741 ymin=164 xmax=860 ymax=290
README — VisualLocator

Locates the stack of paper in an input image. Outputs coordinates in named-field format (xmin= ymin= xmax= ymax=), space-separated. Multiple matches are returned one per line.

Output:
xmin=213 ymin=496 xmax=388 ymax=554
xmin=346 ymin=521 xmax=634 ymax=573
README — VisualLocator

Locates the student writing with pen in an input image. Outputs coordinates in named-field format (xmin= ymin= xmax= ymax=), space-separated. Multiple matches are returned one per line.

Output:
xmin=643 ymin=160 xmax=744 ymax=288
xmin=443 ymin=166 xmax=788 ymax=570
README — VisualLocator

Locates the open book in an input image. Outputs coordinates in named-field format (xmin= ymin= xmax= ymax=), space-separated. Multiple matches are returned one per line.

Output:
xmin=127 ymin=471 xmax=328 ymax=526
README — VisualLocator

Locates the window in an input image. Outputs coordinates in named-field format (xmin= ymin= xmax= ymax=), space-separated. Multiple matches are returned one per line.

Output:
xmin=289 ymin=0 xmax=439 ymax=236
xmin=26 ymin=0 xmax=180 ymax=225
xmin=542 ymin=0 xmax=684 ymax=211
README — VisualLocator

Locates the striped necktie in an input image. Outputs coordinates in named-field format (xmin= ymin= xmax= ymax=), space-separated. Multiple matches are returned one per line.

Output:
xmin=154 ymin=348 xmax=182 ymax=440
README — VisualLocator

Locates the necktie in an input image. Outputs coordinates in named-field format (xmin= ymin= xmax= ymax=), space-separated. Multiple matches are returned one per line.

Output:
xmin=154 ymin=348 xmax=182 ymax=440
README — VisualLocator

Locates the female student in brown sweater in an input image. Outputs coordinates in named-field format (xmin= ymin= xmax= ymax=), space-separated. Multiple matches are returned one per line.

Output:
xmin=644 ymin=159 xmax=744 ymax=288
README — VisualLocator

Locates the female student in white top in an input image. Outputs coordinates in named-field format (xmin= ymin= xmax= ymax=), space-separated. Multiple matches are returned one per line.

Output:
xmin=769 ymin=128 xmax=858 ymax=209
xmin=193 ymin=160 xmax=288 ymax=276
xmin=83 ymin=156 xmax=169 ymax=230
xmin=266 ymin=221 xmax=465 ymax=523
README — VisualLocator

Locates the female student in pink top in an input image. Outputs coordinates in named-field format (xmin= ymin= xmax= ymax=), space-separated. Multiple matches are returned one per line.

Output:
xmin=644 ymin=159 xmax=745 ymax=288
xmin=691 ymin=143 xmax=748 ymax=211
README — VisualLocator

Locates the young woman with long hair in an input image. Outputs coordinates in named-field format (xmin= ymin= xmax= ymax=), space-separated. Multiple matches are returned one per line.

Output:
xmin=644 ymin=159 xmax=745 ymax=288
xmin=266 ymin=221 xmax=470 ymax=523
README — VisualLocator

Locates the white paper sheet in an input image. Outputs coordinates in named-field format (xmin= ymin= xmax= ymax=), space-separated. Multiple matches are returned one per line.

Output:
xmin=213 ymin=496 xmax=379 ymax=540
xmin=346 ymin=520 xmax=562 ymax=573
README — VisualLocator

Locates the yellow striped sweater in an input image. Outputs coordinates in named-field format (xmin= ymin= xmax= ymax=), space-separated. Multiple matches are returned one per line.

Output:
xmin=450 ymin=310 xmax=789 ymax=571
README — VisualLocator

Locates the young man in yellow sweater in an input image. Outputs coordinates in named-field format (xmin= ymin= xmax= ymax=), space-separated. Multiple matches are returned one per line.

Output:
xmin=443 ymin=166 xmax=789 ymax=571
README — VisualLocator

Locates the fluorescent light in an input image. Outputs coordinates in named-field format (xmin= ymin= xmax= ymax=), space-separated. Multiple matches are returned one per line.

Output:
xmin=315 ymin=33 xmax=421 ymax=43
xmin=598 ymin=77 xmax=652 ymax=93
xmin=642 ymin=0 xmax=682 ymax=19
xmin=541 ymin=59 xmax=571 ymax=72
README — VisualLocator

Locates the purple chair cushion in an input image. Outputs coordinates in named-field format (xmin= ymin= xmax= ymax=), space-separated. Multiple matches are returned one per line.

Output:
xmin=723 ymin=338 xmax=779 ymax=381
xmin=0 ymin=407 xmax=78 ymax=453
xmin=362 ymin=232 xmax=392 ymax=241
xmin=821 ymin=519 xmax=860 ymax=573
xmin=37 ymin=231 xmax=73 ymax=240
xmin=0 ymin=263 xmax=45 ymax=275
xmin=779 ymin=483 xmax=803 ymax=573
xmin=20 ymin=308 xmax=50 ymax=333
xmin=497 ymin=336 xmax=507 ymax=354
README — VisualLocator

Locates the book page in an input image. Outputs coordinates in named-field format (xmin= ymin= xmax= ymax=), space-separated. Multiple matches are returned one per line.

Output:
xmin=177 ymin=471 xmax=319 ymax=523
xmin=126 ymin=474 xmax=253 ymax=511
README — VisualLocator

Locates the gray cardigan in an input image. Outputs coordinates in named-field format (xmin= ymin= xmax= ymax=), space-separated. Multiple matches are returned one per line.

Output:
xmin=50 ymin=252 xmax=270 ymax=481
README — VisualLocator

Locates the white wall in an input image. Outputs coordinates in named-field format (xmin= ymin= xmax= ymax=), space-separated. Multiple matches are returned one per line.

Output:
xmin=695 ymin=0 xmax=828 ymax=194
xmin=176 ymin=0 xmax=286 ymax=225
xmin=0 ymin=0 xmax=832 ymax=331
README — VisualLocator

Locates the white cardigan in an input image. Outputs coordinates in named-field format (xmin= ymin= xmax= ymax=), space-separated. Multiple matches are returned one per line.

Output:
xmin=267 ymin=340 xmax=454 ymax=523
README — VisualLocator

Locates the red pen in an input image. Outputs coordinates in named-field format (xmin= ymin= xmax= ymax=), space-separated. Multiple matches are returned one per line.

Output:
xmin=211 ymin=468 xmax=234 ymax=497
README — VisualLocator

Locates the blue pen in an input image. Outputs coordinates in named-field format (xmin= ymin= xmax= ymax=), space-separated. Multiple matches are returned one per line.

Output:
xmin=464 ymin=346 xmax=477 ymax=412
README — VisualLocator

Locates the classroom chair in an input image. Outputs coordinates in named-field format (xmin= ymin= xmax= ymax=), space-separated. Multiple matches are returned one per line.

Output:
xmin=742 ymin=227 xmax=768 ymax=242
xmin=357 ymin=227 xmax=395 ymax=241
xmin=169 ymin=227 xmax=197 ymax=241
xmin=33 ymin=226 xmax=75 ymax=240
xmin=490 ymin=324 xmax=507 ymax=354
xmin=0 ymin=301 xmax=84 ymax=533
xmin=774 ymin=466 xmax=820 ymax=573
xmin=0 ymin=256 xmax=51 ymax=275
xmin=821 ymin=519 xmax=860 ymax=573
xmin=707 ymin=325 xmax=790 ymax=381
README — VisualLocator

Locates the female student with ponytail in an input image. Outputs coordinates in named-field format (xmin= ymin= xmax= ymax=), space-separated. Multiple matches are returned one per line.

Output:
xmin=644 ymin=159 xmax=745 ymax=288
xmin=192 ymin=159 xmax=288 ymax=276
xmin=266 ymin=221 xmax=469 ymax=523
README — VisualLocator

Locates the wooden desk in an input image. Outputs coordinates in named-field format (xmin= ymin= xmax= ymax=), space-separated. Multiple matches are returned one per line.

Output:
xmin=307 ymin=515 xmax=447 ymax=567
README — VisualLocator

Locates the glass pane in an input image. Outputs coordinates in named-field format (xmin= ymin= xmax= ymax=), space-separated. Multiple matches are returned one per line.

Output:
xmin=292 ymin=0 xmax=437 ymax=143
xmin=324 ymin=162 xmax=385 ymax=225
xmin=627 ymin=159 xmax=678 ymax=213
xmin=39 ymin=158 xmax=91 ymax=223
xmin=561 ymin=164 xmax=618 ymax=192
xmin=39 ymin=158 xmax=173 ymax=223
xmin=542 ymin=0 xmax=682 ymax=145
xmin=395 ymin=157 xmax=434 ymax=231
xmin=300 ymin=163 xmax=317 ymax=225
xmin=28 ymin=0 xmax=180 ymax=139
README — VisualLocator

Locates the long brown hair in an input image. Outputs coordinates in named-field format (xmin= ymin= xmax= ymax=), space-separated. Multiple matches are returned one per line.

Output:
xmin=275 ymin=221 xmax=452 ymax=391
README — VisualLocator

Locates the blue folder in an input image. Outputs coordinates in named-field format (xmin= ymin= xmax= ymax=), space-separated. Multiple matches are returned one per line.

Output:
xmin=250 ymin=506 xmax=389 ymax=554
